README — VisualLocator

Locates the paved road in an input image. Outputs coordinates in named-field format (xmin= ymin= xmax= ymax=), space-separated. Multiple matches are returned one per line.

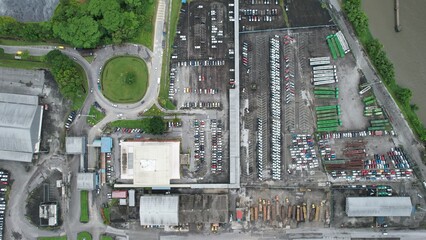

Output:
xmin=327 ymin=0 xmax=426 ymax=180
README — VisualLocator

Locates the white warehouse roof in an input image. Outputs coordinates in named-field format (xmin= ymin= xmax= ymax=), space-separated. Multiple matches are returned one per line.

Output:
xmin=0 ymin=93 xmax=43 ymax=162
xmin=139 ymin=195 xmax=179 ymax=225
xmin=346 ymin=197 xmax=412 ymax=217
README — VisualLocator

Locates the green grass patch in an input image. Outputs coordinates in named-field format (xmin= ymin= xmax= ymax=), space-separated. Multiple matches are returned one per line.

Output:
xmin=143 ymin=104 xmax=165 ymax=117
xmin=100 ymin=236 xmax=113 ymax=240
xmin=37 ymin=237 xmax=67 ymax=240
xmin=101 ymin=207 xmax=111 ymax=225
xmin=87 ymin=106 xmax=106 ymax=126
xmin=110 ymin=119 xmax=150 ymax=129
xmin=279 ymin=0 xmax=290 ymax=27
xmin=84 ymin=55 xmax=95 ymax=63
xmin=130 ymin=1 xmax=156 ymax=50
xmin=0 ymin=48 xmax=48 ymax=69
xmin=101 ymin=56 xmax=148 ymax=103
xmin=80 ymin=190 xmax=89 ymax=223
xmin=158 ymin=0 xmax=181 ymax=110
xmin=0 ymin=38 xmax=54 ymax=46
xmin=77 ymin=232 xmax=92 ymax=240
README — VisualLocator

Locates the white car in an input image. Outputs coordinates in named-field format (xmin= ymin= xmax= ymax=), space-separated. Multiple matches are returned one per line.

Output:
xmin=112 ymin=104 xmax=118 ymax=108
xmin=117 ymin=113 xmax=123 ymax=117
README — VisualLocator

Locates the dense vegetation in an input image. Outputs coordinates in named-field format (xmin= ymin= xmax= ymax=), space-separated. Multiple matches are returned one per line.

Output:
xmin=45 ymin=50 xmax=86 ymax=103
xmin=0 ymin=0 xmax=155 ymax=48
xmin=343 ymin=0 xmax=426 ymax=142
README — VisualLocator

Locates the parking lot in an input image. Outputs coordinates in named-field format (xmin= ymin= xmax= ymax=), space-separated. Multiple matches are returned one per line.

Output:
xmin=165 ymin=0 xmax=234 ymax=183
xmin=240 ymin=27 xmax=334 ymax=184
xmin=0 ymin=170 xmax=9 ymax=239
xmin=239 ymin=0 xmax=287 ymax=32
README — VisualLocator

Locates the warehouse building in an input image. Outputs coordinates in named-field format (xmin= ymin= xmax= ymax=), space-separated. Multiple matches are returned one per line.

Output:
xmin=66 ymin=137 xmax=86 ymax=171
xmin=76 ymin=172 xmax=97 ymax=191
xmin=139 ymin=195 xmax=179 ymax=226
xmin=116 ymin=140 xmax=186 ymax=189
xmin=0 ymin=93 xmax=43 ymax=162
xmin=346 ymin=197 xmax=412 ymax=217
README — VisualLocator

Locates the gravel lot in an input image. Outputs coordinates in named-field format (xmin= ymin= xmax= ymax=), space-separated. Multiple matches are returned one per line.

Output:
xmin=0 ymin=0 xmax=59 ymax=22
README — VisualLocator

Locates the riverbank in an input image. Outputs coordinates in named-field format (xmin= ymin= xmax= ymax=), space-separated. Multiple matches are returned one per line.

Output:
xmin=340 ymin=0 xmax=426 ymax=142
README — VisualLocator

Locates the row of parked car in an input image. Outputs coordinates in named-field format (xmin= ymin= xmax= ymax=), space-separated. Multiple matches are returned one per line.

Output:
xmin=0 ymin=170 xmax=9 ymax=239
xmin=211 ymin=119 xmax=223 ymax=174
xmin=114 ymin=127 xmax=143 ymax=133
xmin=194 ymin=120 xmax=206 ymax=162
xmin=65 ymin=111 xmax=77 ymax=130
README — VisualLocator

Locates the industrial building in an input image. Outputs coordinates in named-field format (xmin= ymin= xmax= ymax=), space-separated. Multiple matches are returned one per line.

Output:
xmin=139 ymin=195 xmax=179 ymax=226
xmin=346 ymin=197 xmax=412 ymax=217
xmin=76 ymin=172 xmax=97 ymax=191
xmin=0 ymin=93 xmax=43 ymax=162
xmin=116 ymin=140 xmax=182 ymax=188
xmin=66 ymin=137 xmax=86 ymax=171
xmin=179 ymin=194 xmax=229 ymax=223
xmin=39 ymin=202 xmax=58 ymax=227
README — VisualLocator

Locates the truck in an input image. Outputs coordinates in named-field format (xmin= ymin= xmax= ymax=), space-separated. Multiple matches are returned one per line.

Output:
xmin=309 ymin=204 xmax=316 ymax=221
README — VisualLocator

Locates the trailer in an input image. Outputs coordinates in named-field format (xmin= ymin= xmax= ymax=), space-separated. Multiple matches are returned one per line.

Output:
xmin=371 ymin=119 xmax=389 ymax=124
xmin=296 ymin=205 xmax=301 ymax=222
xmin=313 ymin=76 xmax=336 ymax=82
xmin=333 ymin=35 xmax=346 ymax=57
xmin=314 ymin=80 xmax=336 ymax=86
xmin=316 ymin=105 xmax=339 ymax=111
xmin=309 ymin=204 xmax=316 ymax=222
xmin=302 ymin=203 xmax=307 ymax=222
xmin=315 ymin=87 xmax=338 ymax=91
xmin=314 ymin=73 xmax=337 ymax=78
xmin=317 ymin=127 xmax=338 ymax=132
xmin=310 ymin=57 xmax=330 ymax=62
xmin=313 ymin=69 xmax=336 ymax=75
xmin=310 ymin=60 xmax=331 ymax=66
xmin=288 ymin=205 xmax=293 ymax=221
xmin=313 ymin=65 xmax=336 ymax=71
xmin=326 ymin=37 xmax=338 ymax=60
xmin=363 ymin=96 xmax=375 ymax=103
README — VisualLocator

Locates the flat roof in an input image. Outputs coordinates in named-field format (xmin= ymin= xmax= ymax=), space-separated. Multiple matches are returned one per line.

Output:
xmin=66 ymin=137 xmax=85 ymax=154
xmin=346 ymin=197 xmax=412 ymax=217
xmin=120 ymin=140 xmax=180 ymax=187
xmin=76 ymin=172 xmax=96 ymax=190
xmin=0 ymin=93 xmax=43 ymax=162
xmin=140 ymin=195 xmax=179 ymax=225
xmin=101 ymin=137 xmax=112 ymax=153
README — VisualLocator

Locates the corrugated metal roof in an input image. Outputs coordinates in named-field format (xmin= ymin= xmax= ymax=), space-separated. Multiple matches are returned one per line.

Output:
xmin=140 ymin=196 xmax=179 ymax=225
xmin=0 ymin=93 xmax=42 ymax=162
xmin=346 ymin=197 xmax=412 ymax=217
xmin=112 ymin=190 xmax=127 ymax=199
xmin=101 ymin=137 xmax=112 ymax=153
xmin=128 ymin=190 xmax=135 ymax=207
xmin=76 ymin=173 xmax=96 ymax=190
xmin=66 ymin=137 xmax=85 ymax=154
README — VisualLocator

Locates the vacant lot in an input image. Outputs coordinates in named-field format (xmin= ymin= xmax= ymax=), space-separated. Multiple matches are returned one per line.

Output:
xmin=102 ymin=57 xmax=148 ymax=103
xmin=80 ymin=190 xmax=89 ymax=223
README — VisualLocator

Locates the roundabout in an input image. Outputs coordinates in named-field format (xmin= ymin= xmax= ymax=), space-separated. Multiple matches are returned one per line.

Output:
xmin=101 ymin=56 xmax=148 ymax=103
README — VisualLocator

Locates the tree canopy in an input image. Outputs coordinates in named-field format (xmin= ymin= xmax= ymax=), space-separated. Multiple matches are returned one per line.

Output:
xmin=0 ymin=0 xmax=153 ymax=48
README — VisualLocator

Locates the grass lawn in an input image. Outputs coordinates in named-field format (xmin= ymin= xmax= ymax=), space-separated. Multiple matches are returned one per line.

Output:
xmin=101 ymin=56 xmax=148 ymax=103
xmin=87 ymin=106 xmax=106 ymax=126
xmin=38 ymin=237 xmax=67 ymax=240
xmin=84 ymin=55 xmax=95 ymax=63
xmin=80 ymin=190 xmax=89 ymax=223
xmin=0 ymin=38 xmax=54 ymax=46
xmin=0 ymin=48 xmax=48 ymax=70
xmin=109 ymin=119 xmax=150 ymax=129
xmin=143 ymin=104 xmax=165 ymax=116
xmin=100 ymin=236 xmax=113 ymax=240
xmin=101 ymin=207 xmax=111 ymax=225
xmin=131 ymin=1 xmax=156 ymax=50
xmin=158 ymin=0 xmax=181 ymax=110
xmin=77 ymin=232 xmax=92 ymax=240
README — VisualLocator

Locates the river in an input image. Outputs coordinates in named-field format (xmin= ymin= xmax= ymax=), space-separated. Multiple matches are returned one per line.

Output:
xmin=362 ymin=0 xmax=426 ymax=125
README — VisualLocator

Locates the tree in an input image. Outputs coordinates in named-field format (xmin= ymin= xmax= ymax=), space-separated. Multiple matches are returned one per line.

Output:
xmin=124 ymin=72 xmax=136 ymax=85
xmin=52 ymin=16 xmax=101 ymax=48
xmin=395 ymin=86 xmax=412 ymax=106
xmin=146 ymin=116 xmax=166 ymax=135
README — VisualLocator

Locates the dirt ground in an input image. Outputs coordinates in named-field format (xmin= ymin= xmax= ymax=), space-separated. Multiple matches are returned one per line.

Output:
xmin=235 ymin=187 xmax=331 ymax=230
